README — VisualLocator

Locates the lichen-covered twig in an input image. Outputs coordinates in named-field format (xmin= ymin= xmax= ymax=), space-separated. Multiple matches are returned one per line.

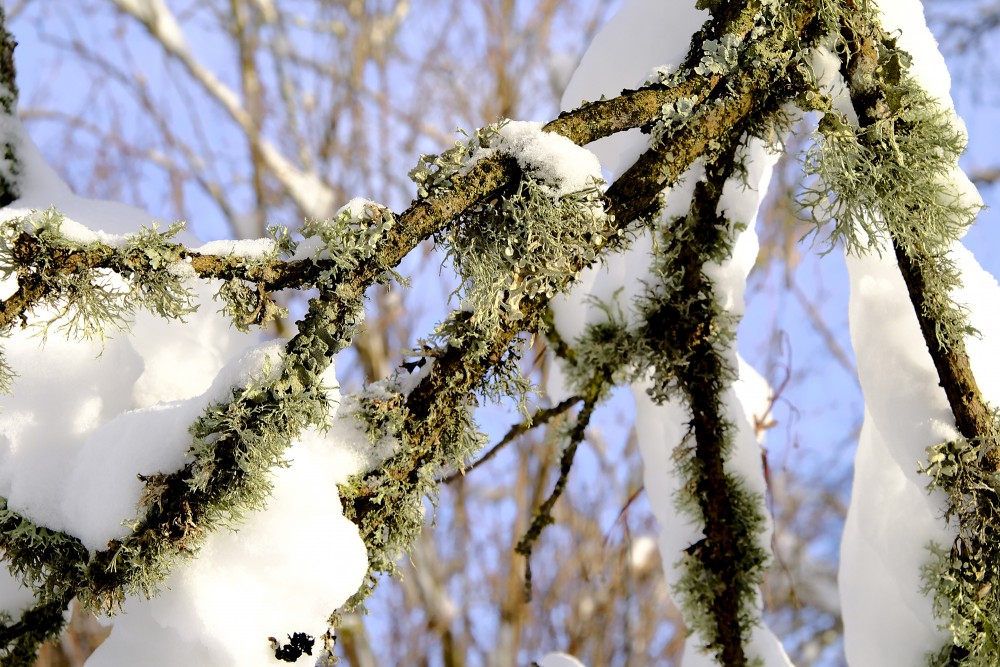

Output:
xmin=514 ymin=388 xmax=600 ymax=602
xmin=811 ymin=4 xmax=1000 ymax=664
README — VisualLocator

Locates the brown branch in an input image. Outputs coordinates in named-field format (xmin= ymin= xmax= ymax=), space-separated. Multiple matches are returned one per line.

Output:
xmin=438 ymin=395 xmax=581 ymax=485
xmin=893 ymin=244 xmax=998 ymax=455
xmin=514 ymin=390 xmax=598 ymax=602
xmin=345 ymin=0 xmax=822 ymax=531
xmin=841 ymin=10 xmax=998 ymax=461
xmin=680 ymin=156 xmax=751 ymax=667
xmin=968 ymin=166 xmax=1000 ymax=187
xmin=0 ymin=0 xmax=815 ymax=341
xmin=0 ymin=0 xmax=826 ymax=641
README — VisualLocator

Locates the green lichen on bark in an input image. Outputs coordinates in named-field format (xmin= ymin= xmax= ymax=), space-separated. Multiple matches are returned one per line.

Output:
xmin=441 ymin=174 xmax=608 ymax=340
xmin=0 ymin=249 xmax=368 ymax=654
xmin=803 ymin=79 xmax=978 ymax=351
xmin=921 ymin=429 xmax=1000 ymax=667
xmin=632 ymin=147 xmax=768 ymax=667
xmin=802 ymin=2 xmax=1000 ymax=663
xmin=0 ymin=209 xmax=196 ymax=343
xmin=0 ymin=0 xmax=865 ymax=661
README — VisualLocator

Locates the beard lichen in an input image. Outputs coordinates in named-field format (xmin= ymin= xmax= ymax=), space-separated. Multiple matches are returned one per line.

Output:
xmin=0 ymin=208 xmax=196 ymax=344
xmin=412 ymin=121 xmax=610 ymax=346
xmin=441 ymin=174 xmax=608 ymax=341
xmin=802 ymin=68 xmax=980 ymax=353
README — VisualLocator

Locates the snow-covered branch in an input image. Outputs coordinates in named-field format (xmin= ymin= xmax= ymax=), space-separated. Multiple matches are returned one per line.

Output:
xmin=3 ymin=0 xmax=1000 ymax=666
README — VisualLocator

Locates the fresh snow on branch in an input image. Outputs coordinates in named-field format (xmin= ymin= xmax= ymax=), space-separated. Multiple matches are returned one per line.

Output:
xmin=0 ymin=121 xmax=376 ymax=665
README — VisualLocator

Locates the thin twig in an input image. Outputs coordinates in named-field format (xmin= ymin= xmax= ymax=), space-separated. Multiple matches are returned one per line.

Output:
xmin=439 ymin=395 xmax=581 ymax=484
xmin=515 ymin=390 xmax=599 ymax=601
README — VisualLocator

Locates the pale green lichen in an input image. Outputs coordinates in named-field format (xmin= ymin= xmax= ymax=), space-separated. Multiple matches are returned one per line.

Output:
xmin=797 ymin=5 xmax=1000 ymax=662
xmin=652 ymin=96 xmax=700 ymax=147
xmin=695 ymin=33 xmax=743 ymax=77
xmin=213 ymin=205 xmax=398 ymax=332
xmin=408 ymin=126 xmax=504 ymax=200
xmin=0 ymin=208 xmax=196 ymax=343
xmin=215 ymin=279 xmax=288 ymax=333
xmin=802 ymin=69 xmax=979 ymax=352
xmin=921 ymin=429 xmax=1000 ymax=667
xmin=441 ymin=175 xmax=607 ymax=342
xmin=300 ymin=200 xmax=396 ymax=276
xmin=338 ymin=387 xmax=487 ymax=611
xmin=625 ymin=138 xmax=769 ymax=665
xmin=0 ymin=209 xmax=198 ymax=389
xmin=0 ymin=270 xmax=366 ymax=629
xmin=412 ymin=121 xmax=610 ymax=348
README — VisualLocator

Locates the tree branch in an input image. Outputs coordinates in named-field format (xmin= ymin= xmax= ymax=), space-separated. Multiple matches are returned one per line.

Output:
xmin=841 ymin=9 xmax=998 ymax=458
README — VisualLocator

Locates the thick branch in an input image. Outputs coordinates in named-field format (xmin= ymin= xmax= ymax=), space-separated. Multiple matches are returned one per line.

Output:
xmin=343 ymin=0 xmax=822 ymax=570
xmin=842 ymin=12 xmax=997 ymax=457
xmin=893 ymin=245 xmax=998 ymax=453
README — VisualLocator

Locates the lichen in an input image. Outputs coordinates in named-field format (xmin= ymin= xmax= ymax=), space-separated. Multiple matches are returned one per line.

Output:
xmin=441 ymin=175 xmax=607 ymax=341
xmin=921 ymin=428 xmax=1000 ymax=667
xmin=802 ymin=61 xmax=979 ymax=352
xmin=694 ymin=33 xmax=743 ymax=77
xmin=0 ymin=208 xmax=196 ymax=343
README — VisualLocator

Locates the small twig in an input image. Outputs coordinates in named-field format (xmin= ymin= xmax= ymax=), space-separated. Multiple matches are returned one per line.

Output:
xmin=438 ymin=395 xmax=581 ymax=485
xmin=514 ymin=390 xmax=599 ymax=602
xmin=603 ymin=484 xmax=647 ymax=550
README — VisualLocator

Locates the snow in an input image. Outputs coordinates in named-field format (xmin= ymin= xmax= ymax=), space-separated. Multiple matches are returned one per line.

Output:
xmin=809 ymin=44 xmax=858 ymax=123
xmin=0 ymin=124 xmax=257 ymax=548
xmin=0 ymin=570 xmax=35 ymax=625
xmin=457 ymin=121 xmax=605 ymax=201
xmin=835 ymin=1 xmax=1000 ymax=664
xmin=841 ymin=245 xmax=958 ymax=666
xmin=632 ymin=349 xmax=792 ymax=667
xmin=496 ymin=121 xmax=604 ymax=198
xmin=193 ymin=238 xmax=277 ymax=259
xmin=547 ymin=163 xmax=699 ymax=368
xmin=339 ymin=196 xmax=381 ymax=219
xmin=538 ymin=653 xmax=587 ymax=667
xmin=877 ymin=0 xmax=951 ymax=106
xmin=290 ymin=197 xmax=387 ymax=262
xmin=59 ymin=342 xmax=285 ymax=551
xmin=1 ymin=0 xmax=993 ymax=663
xmin=85 ymin=425 xmax=369 ymax=667
xmin=841 ymin=242 xmax=1000 ymax=666
xmin=541 ymin=4 xmax=1000 ymax=662
xmin=560 ymin=0 xmax=707 ymax=177
xmin=0 ymin=121 xmax=372 ymax=661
